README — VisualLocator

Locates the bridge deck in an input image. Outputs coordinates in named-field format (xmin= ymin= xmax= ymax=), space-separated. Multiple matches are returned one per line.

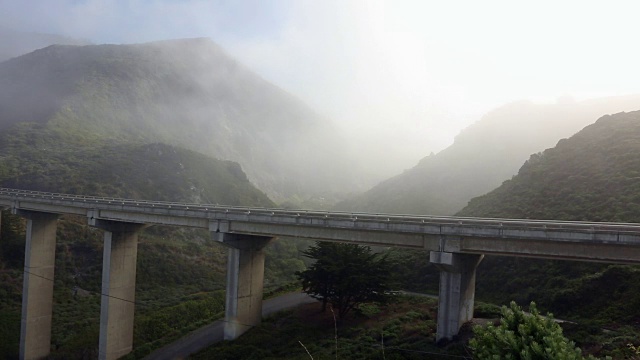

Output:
xmin=2 ymin=188 xmax=640 ymax=263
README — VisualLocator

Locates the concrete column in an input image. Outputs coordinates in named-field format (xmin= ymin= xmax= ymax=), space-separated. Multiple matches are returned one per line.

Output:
xmin=18 ymin=211 xmax=59 ymax=360
xmin=215 ymin=232 xmax=273 ymax=340
xmin=430 ymin=251 xmax=483 ymax=343
xmin=91 ymin=220 xmax=146 ymax=360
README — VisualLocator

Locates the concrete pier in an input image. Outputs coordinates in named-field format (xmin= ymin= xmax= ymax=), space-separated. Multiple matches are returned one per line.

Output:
xmin=18 ymin=211 xmax=59 ymax=360
xmin=430 ymin=251 xmax=483 ymax=342
xmin=91 ymin=220 xmax=145 ymax=360
xmin=215 ymin=232 xmax=273 ymax=340
xmin=3 ymin=188 xmax=640 ymax=352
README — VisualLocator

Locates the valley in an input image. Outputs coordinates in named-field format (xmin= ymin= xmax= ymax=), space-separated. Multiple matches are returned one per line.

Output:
xmin=0 ymin=32 xmax=640 ymax=360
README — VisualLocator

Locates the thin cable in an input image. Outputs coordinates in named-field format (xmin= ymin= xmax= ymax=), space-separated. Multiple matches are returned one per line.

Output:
xmin=23 ymin=267 xmax=230 ymax=308
xmin=22 ymin=270 xmax=472 ymax=358
xmin=23 ymin=269 xmax=146 ymax=306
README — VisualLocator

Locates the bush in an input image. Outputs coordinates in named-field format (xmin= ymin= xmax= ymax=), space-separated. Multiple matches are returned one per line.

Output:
xmin=470 ymin=301 xmax=591 ymax=360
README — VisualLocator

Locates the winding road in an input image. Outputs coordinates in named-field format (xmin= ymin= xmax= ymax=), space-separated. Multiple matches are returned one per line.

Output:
xmin=144 ymin=292 xmax=317 ymax=360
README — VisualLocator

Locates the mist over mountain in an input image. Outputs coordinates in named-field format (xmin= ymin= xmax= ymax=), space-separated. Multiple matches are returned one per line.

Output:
xmin=0 ymin=39 xmax=326 ymax=358
xmin=458 ymin=110 xmax=640 ymax=221
xmin=0 ymin=27 xmax=89 ymax=63
xmin=336 ymin=96 xmax=640 ymax=215
xmin=454 ymin=111 xmax=640 ymax=336
xmin=0 ymin=38 xmax=359 ymax=204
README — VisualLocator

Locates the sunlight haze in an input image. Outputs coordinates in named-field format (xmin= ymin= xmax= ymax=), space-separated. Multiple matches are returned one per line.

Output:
xmin=2 ymin=0 xmax=640 ymax=176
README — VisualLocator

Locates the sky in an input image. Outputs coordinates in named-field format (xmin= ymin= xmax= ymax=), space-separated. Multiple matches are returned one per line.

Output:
xmin=2 ymin=0 xmax=640 ymax=175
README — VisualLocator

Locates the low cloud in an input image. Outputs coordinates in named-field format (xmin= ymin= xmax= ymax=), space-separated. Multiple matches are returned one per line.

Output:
xmin=2 ymin=0 xmax=640 ymax=177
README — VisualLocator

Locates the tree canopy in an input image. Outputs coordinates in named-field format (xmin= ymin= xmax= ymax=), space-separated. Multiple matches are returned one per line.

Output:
xmin=295 ymin=242 xmax=392 ymax=318
xmin=470 ymin=301 xmax=591 ymax=360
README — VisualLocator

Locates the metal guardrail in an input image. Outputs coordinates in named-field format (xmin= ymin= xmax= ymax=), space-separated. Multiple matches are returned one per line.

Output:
xmin=3 ymin=187 xmax=640 ymax=237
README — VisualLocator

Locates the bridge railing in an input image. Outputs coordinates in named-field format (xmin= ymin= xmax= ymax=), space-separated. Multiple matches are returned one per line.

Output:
xmin=3 ymin=187 xmax=640 ymax=237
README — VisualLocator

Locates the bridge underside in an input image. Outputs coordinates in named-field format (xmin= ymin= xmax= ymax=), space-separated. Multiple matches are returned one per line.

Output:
xmin=10 ymin=214 xmax=285 ymax=359
xmin=2 ymin=189 xmax=640 ymax=357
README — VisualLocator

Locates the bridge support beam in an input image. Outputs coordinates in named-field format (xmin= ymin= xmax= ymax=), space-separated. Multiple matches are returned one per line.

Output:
xmin=430 ymin=251 xmax=483 ymax=343
xmin=90 ymin=220 xmax=146 ymax=360
xmin=215 ymin=232 xmax=274 ymax=340
xmin=17 ymin=211 xmax=59 ymax=360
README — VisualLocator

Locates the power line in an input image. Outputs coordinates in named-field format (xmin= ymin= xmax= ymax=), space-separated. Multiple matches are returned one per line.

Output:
xmin=23 ymin=269 xmax=146 ymax=306
xmin=21 ymin=270 xmax=473 ymax=358
xmin=22 ymin=267 xmax=299 ymax=306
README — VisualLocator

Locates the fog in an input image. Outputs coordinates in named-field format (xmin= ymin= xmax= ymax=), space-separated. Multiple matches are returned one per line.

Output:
xmin=2 ymin=0 xmax=640 ymax=178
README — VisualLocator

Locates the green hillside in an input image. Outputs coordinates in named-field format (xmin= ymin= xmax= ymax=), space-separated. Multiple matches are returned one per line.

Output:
xmin=455 ymin=111 xmax=640 ymax=352
xmin=0 ymin=123 xmax=273 ymax=205
xmin=0 ymin=37 xmax=341 ymax=358
xmin=0 ymin=39 xmax=359 ymax=204
xmin=0 ymin=120 xmax=313 ymax=358
xmin=191 ymin=111 xmax=640 ymax=359
xmin=337 ymin=97 xmax=640 ymax=215
xmin=459 ymin=110 xmax=640 ymax=222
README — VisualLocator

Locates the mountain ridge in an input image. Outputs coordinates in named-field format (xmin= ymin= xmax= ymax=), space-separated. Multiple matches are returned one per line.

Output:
xmin=453 ymin=110 xmax=640 ymax=352
xmin=0 ymin=38 xmax=359 ymax=204
xmin=458 ymin=110 xmax=640 ymax=222
xmin=336 ymin=96 xmax=640 ymax=215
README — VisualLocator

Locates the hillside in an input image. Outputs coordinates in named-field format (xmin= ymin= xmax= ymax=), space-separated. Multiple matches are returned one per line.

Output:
xmin=0 ymin=121 xmax=314 ymax=357
xmin=459 ymin=110 xmax=640 ymax=222
xmin=0 ymin=38 xmax=358 ymax=204
xmin=456 ymin=111 xmax=640 ymax=340
xmin=337 ymin=97 xmax=640 ymax=215
xmin=0 ymin=124 xmax=273 ymax=205
xmin=0 ymin=36 xmax=334 ymax=358
xmin=194 ymin=110 xmax=640 ymax=359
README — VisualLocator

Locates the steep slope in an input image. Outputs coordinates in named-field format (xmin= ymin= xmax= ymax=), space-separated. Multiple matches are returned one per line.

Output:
xmin=337 ymin=97 xmax=640 ymax=215
xmin=457 ymin=110 xmax=640 ymax=330
xmin=0 ymin=123 xmax=309 ymax=358
xmin=0 ymin=105 xmax=310 ymax=357
xmin=0 ymin=39 xmax=357 ymax=204
xmin=0 ymin=27 xmax=89 ymax=63
xmin=459 ymin=110 xmax=640 ymax=221
xmin=1 ymin=145 xmax=273 ymax=207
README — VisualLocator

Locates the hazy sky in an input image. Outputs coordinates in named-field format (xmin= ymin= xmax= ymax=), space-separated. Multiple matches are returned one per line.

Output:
xmin=2 ymin=0 xmax=640 ymax=174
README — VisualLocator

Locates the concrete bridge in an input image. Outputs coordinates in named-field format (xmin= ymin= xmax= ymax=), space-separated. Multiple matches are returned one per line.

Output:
xmin=1 ymin=187 xmax=640 ymax=359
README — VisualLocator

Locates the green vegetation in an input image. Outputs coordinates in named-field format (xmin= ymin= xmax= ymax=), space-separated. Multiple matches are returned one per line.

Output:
xmin=0 ymin=122 xmax=274 ymax=205
xmin=2 ymin=37 xmax=640 ymax=359
xmin=0 ymin=38 xmax=339 ymax=358
xmin=0 ymin=119 xmax=308 ymax=358
xmin=456 ymin=111 xmax=640 ymax=356
xmin=0 ymin=39 xmax=359 ymax=203
xmin=319 ymin=110 xmax=640 ymax=358
xmin=336 ymin=98 xmax=640 ymax=216
xmin=0 ymin=210 xmax=309 ymax=358
xmin=192 ymin=295 xmax=468 ymax=359
xmin=460 ymin=111 xmax=640 ymax=222
xmin=296 ymin=242 xmax=392 ymax=318
xmin=470 ymin=302 xmax=588 ymax=359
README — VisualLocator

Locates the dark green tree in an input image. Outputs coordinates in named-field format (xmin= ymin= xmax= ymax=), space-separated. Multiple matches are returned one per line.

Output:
xmin=470 ymin=301 xmax=593 ymax=359
xmin=295 ymin=242 xmax=391 ymax=318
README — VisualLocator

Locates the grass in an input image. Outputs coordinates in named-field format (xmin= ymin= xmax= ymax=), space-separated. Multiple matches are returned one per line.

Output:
xmin=191 ymin=295 xmax=470 ymax=360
